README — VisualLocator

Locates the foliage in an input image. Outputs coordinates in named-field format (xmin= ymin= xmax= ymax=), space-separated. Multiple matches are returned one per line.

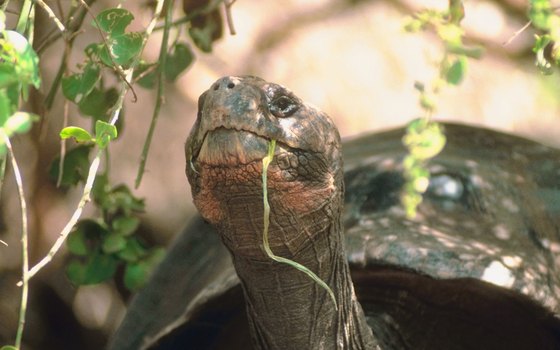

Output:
xmin=63 ymin=179 xmax=165 ymax=290
xmin=529 ymin=0 xmax=560 ymax=74
xmin=0 ymin=0 xmax=231 ymax=348
xmin=400 ymin=0 xmax=560 ymax=216
xmin=401 ymin=0 xmax=482 ymax=218
xmin=0 ymin=28 xmax=40 ymax=155
xmin=56 ymin=7 xmax=159 ymax=292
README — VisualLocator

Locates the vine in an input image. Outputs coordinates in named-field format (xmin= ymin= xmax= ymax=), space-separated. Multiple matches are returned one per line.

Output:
xmin=401 ymin=0 xmax=482 ymax=218
xmin=401 ymin=0 xmax=560 ymax=218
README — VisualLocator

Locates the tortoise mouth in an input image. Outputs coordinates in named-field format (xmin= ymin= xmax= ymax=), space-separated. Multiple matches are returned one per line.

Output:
xmin=195 ymin=127 xmax=290 ymax=166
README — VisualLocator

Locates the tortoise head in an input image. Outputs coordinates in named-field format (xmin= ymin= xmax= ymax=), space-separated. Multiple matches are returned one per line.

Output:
xmin=185 ymin=76 xmax=343 ymax=260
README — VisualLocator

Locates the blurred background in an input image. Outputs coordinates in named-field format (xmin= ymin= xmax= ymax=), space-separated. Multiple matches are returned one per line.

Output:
xmin=1 ymin=0 xmax=559 ymax=348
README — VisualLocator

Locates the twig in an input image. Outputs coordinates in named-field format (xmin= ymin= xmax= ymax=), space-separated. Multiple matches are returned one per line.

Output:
xmin=0 ymin=239 xmax=7 ymax=246
xmin=15 ymin=0 xmax=32 ymax=35
xmin=1 ymin=1 xmax=10 ymax=12
xmin=34 ymin=0 xmax=67 ymax=33
xmin=55 ymin=0 xmax=65 ymax=20
xmin=4 ymin=134 xmax=30 ymax=349
xmin=23 ymin=153 xmax=100 ymax=282
xmin=134 ymin=0 xmax=172 ymax=188
xmin=56 ymin=98 xmax=70 ymax=187
xmin=0 ymin=153 xmax=6 ymax=202
xmin=224 ymin=0 xmax=237 ymax=35
xmin=36 ymin=0 xmax=90 ymax=54
xmin=503 ymin=20 xmax=532 ymax=46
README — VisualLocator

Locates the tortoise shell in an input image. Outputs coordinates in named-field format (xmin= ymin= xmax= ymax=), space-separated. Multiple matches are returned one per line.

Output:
xmin=109 ymin=123 xmax=560 ymax=350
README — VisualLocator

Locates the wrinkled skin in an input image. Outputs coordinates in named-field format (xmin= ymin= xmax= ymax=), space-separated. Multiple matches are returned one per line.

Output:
xmin=185 ymin=76 xmax=375 ymax=349
xmin=109 ymin=78 xmax=560 ymax=350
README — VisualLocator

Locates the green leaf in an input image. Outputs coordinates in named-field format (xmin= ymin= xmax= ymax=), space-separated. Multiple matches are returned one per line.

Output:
xmin=165 ymin=43 xmax=194 ymax=82
xmin=445 ymin=43 xmax=484 ymax=59
xmin=102 ymin=232 xmax=127 ymax=253
xmin=123 ymin=247 xmax=165 ymax=290
xmin=189 ymin=26 xmax=215 ymax=53
xmin=117 ymin=238 xmax=146 ymax=262
xmin=67 ymin=220 xmax=107 ymax=256
xmin=5 ymin=30 xmax=41 ymax=89
xmin=95 ymin=120 xmax=117 ymax=148
xmin=84 ymin=43 xmax=102 ymax=61
xmin=92 ymin=173 xmax=110 ymax=206
xmin=49 ymin=145 xmax=92 ymax=187
xmin=112 ymin=216 xmax=140 ymax=236
xmin=104 ymin=184 xmax=145 ymax=215
xmin=61 ymin=62 xmax=100 ymax=103
xmin=67 ymin=229 xmax=89 ymax=256
xmin=529 ymin=0 xmax=552 ymax=30
xmin=0 ymin=63 xmax=18 ymax=90
xmin=66 ymin=253 xmax=118 ymax=285
xmin=4 ymin=112 xmax=37 ymax=135
xmin=0 ymin=90 xmax=13 ymax=125
xmin=446 ymin=57 xmax=467 ymax=85
xmin=187 ymin=9 xmax=223 ymax=53
xmin=401 ymin=190 xmax=423 ymax=218
xmin=437 ymin=23 xmax=463 ymax=46
xmin=78 ymin=87 xmax=118 ymax=119
xmin=98 ymin=32 xmax=143 ymax=67
xmin=403 ymin=120 xmax=446 ymax=160
xmin=60 ymin=126 xmax=94 ymax=143
xmin=95 ymin=8 xmax=134 ymax=37
xmin=110 ymin=32 xmax=143 ymax=66
xmin=448 ymin=0 xmax=464 ymax=24
xmin=403 ymin=17 xmax=424 ymax=33
xmin=419 ymin=93 xmax=436 ymax=112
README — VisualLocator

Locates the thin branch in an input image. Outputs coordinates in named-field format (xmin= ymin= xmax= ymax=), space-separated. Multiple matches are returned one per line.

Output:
xmin=224 ymin=0 xmax=237 ymax=35
xmin=36 ymin=0 xmax=90 ymax=54
xmin=4 ymin=134 xmax=30 ymax=349
xmin=503 ymin=20 xmax=532 ymax=46
xmin=56 ymin=98 xmax=70 ymax=187
xmin=134 ymin=0 xmax=172 ymax=188
xmin=16 ymin=0 xmax=32 ymax=35
xmin=0 ymin=239 xmax=7 ymax=246
xmin=24 ymin=153 xmax=100 ymax=281
xmin=55 ymin=0 xmax=65 ymax=20
xmin=34 ymin=0 xmax=66 ymax=33
xmin=0 ymin=153 xmax=6 ymax=202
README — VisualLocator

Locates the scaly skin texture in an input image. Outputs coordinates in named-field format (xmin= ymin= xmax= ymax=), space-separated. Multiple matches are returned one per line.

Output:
xmin=185 ymin=76 xmax=376 ymax=349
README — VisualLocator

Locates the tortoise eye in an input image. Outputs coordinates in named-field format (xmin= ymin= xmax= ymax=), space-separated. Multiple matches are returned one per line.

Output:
xmin=269 ymin=95 xmax=299 ymax=118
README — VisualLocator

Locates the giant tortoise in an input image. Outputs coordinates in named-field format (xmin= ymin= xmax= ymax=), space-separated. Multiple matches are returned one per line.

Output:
xmin=109 ymin=76 xmax=560 ymax=349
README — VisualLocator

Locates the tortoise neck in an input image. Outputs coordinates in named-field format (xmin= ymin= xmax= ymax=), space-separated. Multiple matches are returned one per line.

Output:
xmin=224 ymin=216 xmax=376 ymax=350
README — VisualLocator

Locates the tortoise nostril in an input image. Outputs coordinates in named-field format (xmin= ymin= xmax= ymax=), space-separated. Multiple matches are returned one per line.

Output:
xmin=213 ymin=84 xmax=219 ymax=91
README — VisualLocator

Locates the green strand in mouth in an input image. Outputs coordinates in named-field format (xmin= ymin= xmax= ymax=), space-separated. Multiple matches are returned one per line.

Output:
xmin=261 ymin=139 xmax=338 ymax=310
